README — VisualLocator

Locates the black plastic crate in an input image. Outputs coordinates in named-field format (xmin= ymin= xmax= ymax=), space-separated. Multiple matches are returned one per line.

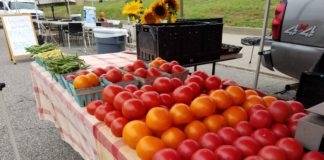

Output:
xmin=296 ymin=71 xmax=324 ymax=108
xmin=136 ymin=19 xmax=223 ymax=65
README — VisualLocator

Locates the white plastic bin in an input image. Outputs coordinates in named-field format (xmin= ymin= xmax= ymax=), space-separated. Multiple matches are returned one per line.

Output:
xmin=93 ymin=27 xmax=128 ymax=54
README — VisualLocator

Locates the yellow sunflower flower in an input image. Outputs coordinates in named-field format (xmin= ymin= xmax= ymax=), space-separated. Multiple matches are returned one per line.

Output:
xmin=141 ymin=9 xmax=160 ymax=24
xmin=151 ymin=1 xmax=169 ymax=19
xmin=164 ymin=0 xmax=179 ymax=12
xmin=170 ymin=14 xmax=176 ymax=23
xmin=122 ymin=1 xmax=143 ymax=17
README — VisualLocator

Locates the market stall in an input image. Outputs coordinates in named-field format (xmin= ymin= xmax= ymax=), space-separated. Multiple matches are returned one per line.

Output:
xmin=30 ymin=51 xmax=245 ymax=160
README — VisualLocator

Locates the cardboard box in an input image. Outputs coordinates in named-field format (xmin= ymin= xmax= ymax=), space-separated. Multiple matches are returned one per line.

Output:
xmin=295 ymin=102 xmax=324 ymax=152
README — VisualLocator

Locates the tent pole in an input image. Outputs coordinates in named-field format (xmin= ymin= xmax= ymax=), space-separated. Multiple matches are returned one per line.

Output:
xmin=180 ymin=0 xmax=183 ymax=18
xmin=253 ymin=0 xmax=271 ymax=89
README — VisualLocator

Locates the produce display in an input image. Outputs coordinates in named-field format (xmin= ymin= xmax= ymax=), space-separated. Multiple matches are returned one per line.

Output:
xmin=26 ymin=43 xmax=58 ymax=56
xmin=44 ymin=55 xmax=88 ymax=74
xmin=32 ymin=49 xmax=63 ymax=59
xmin=84 ymin=68 xmax=324 ymax=160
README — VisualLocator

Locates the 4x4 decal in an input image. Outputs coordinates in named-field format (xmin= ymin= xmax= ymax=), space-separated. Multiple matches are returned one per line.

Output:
xmin=284 ymin=24 xmax=316 ymax=37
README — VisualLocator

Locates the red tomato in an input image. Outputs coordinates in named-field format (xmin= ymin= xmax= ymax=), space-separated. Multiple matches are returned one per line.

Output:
xmin=302 ymin=151 xmax=324 ymax=160
xmin=92 ymin=68 xmax=106 ymax=77
xmin=287 ymin=112 xmax=307 ymax=124
xmin=215 ymin=145 xmax=243 ymax=160
xmin=217 ymin=127 xmax=240 ymax=145
xmin=172 ymin=86 xmax=194 ymax=104
xmin=171 ymin=78 xmax=183 ymax=89
xmin=122 ymin=98 xmax=146 ymax=120
xmin=177 ymin=139 xmax=201 ymax=160
xmin=268 ymin=100 xmax=293 ymax=123
xmin=94 ymin=105 xmax=108 ymax=121
xmin=111 ymin=117 xmax=128 ymax=137
xmin=185 ymin=76 xmax=204 ymax=89
xmin=235 ymin=121 xmax=254 ymax=136
xmin=191 ymin=149 xmax=218 ymax=160
xmin=133 ymin=90 xmax=144 ymax=98
xmin=276 ymin=137 xmax=304 ymax=160
xmin=287 ymin=121 xmax=297 ymax=136
xmin=192 ymin=71 xmax=209 ymax=80
xmin=133 ymin=60 xmax=147 ymax=69
xmin=160 ymin=93 xmax=175 ymax=108
xmin=123 ymin=64 xmax=135 ymax=72
xmin=121 ymin=73 xmax=136 ymax=82
xmin=170 ymin=60 xmax=179 ymax=66
xmin=140 ymin=91 xmax=161 ymax=109
xmin=152 ymin=148 xmax=181 ymax=160
xmin=198 ymin=132 xmax=224 ymax=151
xmin=258 ymin=146 xmax=287 ymax=160
xmin=124 ymin=84 xmax=138 ymax=93
xmin=271 ymin=123 xmax=291 ymax=139
xmin=75 ymin=70 xmax=89 ymax=76
xmin=172 ymin=65 xmax=185 ymax=73
xmin=159 ymin=63 xmax=172 ymax=73
xmin=251 ymin=128 xmax=278 ymax=146
xmin=249 ymin=110 xmax=273 ymax=129
xmin=104 ymin=111 xmax=122 ymax=127
xmin=147 ymin=68 xmax=161 ymax=77
xmin=134 ymin=68 xmax=147 ymax=78
xmin=244 ymin=156 xmax=264 ymax=160
xmin=204 ymin=75 xmax=221 ymax=91
xmin=104 ymin=68 xmax=123 ymax=83
xmin=287 ymin=100 xmax=305 ymax=113
xmin=113 ymin=91 xmax=135 ymax=111
xmin=105 ymin=66 xmax=116 ymax=71
xmin=233 ymin=136 xmax=262 ymax=157
xmin=102 ymin=84 xmax=124 ymax=104
xmin=153 ymin=77 xmax=174 ymax=93
xmin=247 ymin=104 xmax=266 ymax=116
xmin=140 ymin=84 xmax=154 ymax=92
xmin=86 ymin=100 xmax=103 ymax=115
xmin=101 ymin=103 xmax=115 ymax=112
xmin=186 ymin=82 xmax=201 ymax=97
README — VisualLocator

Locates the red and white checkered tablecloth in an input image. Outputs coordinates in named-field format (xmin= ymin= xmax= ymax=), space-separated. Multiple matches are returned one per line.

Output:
xmin=30 ymin=52 xmax=140 ymax=160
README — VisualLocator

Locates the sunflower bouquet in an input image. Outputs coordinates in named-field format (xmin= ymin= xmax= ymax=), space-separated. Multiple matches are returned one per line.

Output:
xmin=122 ymin=0 xmax=180 ymax=24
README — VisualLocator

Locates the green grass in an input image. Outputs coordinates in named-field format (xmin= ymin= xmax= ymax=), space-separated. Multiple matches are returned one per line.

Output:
xmin=41 ymin=0 xmax=279 ymax=28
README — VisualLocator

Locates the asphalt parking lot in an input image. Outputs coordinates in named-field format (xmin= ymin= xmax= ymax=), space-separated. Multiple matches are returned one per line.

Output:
xmin=0 ymin=28 xmax=297 ymax=160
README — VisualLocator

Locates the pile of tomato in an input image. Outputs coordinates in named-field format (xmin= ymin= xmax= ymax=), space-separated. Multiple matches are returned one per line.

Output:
xmin=86 ymin=67 xmax=324 ymax=160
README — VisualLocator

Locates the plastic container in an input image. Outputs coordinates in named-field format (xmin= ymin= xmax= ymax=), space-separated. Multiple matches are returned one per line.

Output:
xmin=136 ymin=19 xmax=223 ymax=65
xmin=93 ymin=28 xmax=128 ymax=54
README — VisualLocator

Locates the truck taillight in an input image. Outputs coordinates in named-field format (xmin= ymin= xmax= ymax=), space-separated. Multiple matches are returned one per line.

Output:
xmin=272 ymin=2 xmax=286 ymax=41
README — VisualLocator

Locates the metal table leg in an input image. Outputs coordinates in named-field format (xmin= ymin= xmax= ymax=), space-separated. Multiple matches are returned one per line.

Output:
xmin=212 ymin=62 xmax=216 ymax=75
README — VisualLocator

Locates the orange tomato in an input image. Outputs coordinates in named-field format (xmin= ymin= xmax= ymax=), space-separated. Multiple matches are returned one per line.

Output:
xmin=222 ymin=106 xmax=248 ymax=127
xmin=136 ymin=136 xmax=166 ymax=160
xmin=86 ymin=72 xmax=100 ymax=86
xmin=226 ymin=86 xmax=246 ymax=105
xmin=184 ymin=120 xmax=208 ymax=140
xmin=245 ymin=89 xmax=259 ymax=97
xmin=169 ymin=103 xmax=194 ymax=125
xmin=203 ymin=114 xmax=228 ymax=132
xmin=73 ymin=75 xmax=91 ymax=89
xmin=122 ymin=120 xmax=152 ymax=148
xmin=158 ymin=59 xmax=167 ymax=65
xmin=262 ymin=96 xmax=278 ymax=107
xmin=161 ymin=127 xmax=186 ymax=148
xmin=149 ymin=60 xmax=160 ymax=67
xmin=209 ymin=89 xmax=233 ymax=110
xmin=242 ymin=95 xmax=265 ymax=111
xmin=146 ymin=107 xmax=172 ymax=132
xmin=190 ymin=96 xmax=217 ymax=118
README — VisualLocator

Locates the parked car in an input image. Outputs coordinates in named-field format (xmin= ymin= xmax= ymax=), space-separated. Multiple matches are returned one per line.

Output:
xmin=0 ymin=0 xmax=44 ymax=25
xmin=262 ymin=0 xmax=324 ymax=79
